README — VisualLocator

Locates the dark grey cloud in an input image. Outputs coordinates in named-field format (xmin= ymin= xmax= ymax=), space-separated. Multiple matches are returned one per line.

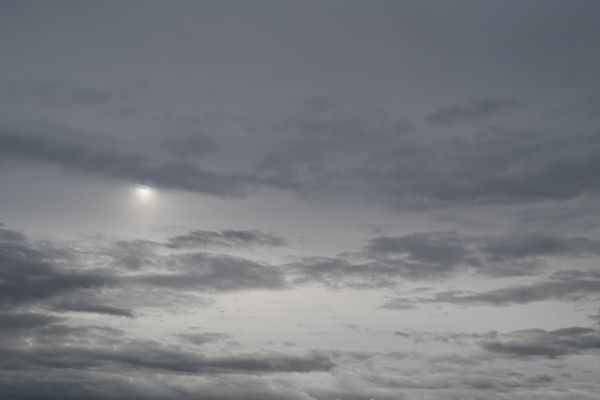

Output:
xmin=0 ymin=326 xmax=334 ymax=375
xmin=0 ymin=226 xmax=117 ymax=310
xmin=393 ymin=329 xmax=499 ymax=345
xmin=547 ymin=89 xmax=600 ymax=119
xmin=481 ymin=327 xmax=600 ymax=359
xmin=289 ymin=256 xmax=398 ymax=289
xmin=3 ymin=1 xmax=600 ymax=398
xmin=133 ymin=252 xmax=286 ymax=292
xmin=0 ymin=224 xmax=289 ymax=320
xmin=0 ymin=131 xmax=247 ymax=197
xmin=0 ymin=312 xmax=61 ymax=331
xmin=480 ymin=235 xmax=600 ymax=262
xmin=105 ymin=239 xmax=160 ymax=271
xmin=1 ymin=344 xmax=333 ymax=375
xmin=382 ymin=270 xmax=600 ymax=309
xmin=162 ymin=132 xmax=217 ymax=160
xmin=0 ymin=79 xmax=112 ymax=107
xmin=366 ymin=370 xmax=554 ymax=392
xmin=369 ymin=232 xmax=600 ymax=276
xmin=0 ymin=372 xmax=405 ymax=400
xmin=177 ymin=332 xmax=229 ymax=346
xmin=292 ymin=232 xmax=600 ymax=286
xmin=588 ymin=310 xmax=600 ymax=324
xmin=3 ymin=110 xmax=600 ymax=209
xmin=52 ymin=301 xmax=135 ymax=318
xmin=426 ymin=98 xmax=521 ymax=125
xmin=0 ymin=313 xmax=334 ymax=375
xmin=165 ymin=229 xmax=287 ymax=249
xmin=253 ymin=105 xmax=600 ymax=207
xmin=367 ymin=127 xmax=600 ymax=207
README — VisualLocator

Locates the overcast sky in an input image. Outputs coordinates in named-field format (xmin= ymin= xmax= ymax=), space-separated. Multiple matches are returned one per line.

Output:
xmin=2 ymin=1 xmax=600 ymax=399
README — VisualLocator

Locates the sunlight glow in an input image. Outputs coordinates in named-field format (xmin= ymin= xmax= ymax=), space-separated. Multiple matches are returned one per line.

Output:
xmin=135 ymin=185 xmax=155 ymax=200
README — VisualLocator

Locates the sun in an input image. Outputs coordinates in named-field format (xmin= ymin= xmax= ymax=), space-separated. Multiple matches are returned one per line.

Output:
xmin=135 ymin=185 xmax=155 ymax=200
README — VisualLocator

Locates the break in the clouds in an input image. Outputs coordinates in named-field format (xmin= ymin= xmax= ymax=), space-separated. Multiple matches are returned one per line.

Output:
xmin=2 ymin=1 xmax=600 ymax=399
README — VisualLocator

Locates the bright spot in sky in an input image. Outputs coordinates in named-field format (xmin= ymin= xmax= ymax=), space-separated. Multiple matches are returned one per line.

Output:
xmin=135 ymin=185 xmax=154 ymax=200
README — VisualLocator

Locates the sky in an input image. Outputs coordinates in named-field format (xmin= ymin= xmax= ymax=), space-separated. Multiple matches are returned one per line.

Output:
xmin=1 ymin=1 xmax=600 ymax=399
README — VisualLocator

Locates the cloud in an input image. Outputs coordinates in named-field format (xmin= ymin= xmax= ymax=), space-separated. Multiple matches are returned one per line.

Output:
xmin=588 ymin=309 xmax=600 ymax=324
xmin=132 ymin=252 xmax=286 ymax=292
xmin=426 ymin=98 xmax=521 ymax=124
xmin=0 ymin=79 xmax=113 ymax=107
xmin=0 ymin=227 xmax=117 ymax=310
xmin=253 ymin=101 xmax=600 ymax=207
xmin=0 ymin=331 xmax=334 ymax=375
xmin=480 ymin=235 xmax=600 ymax=262
xmin=0 ymin=312 xmax=61 ymax=331
xmin=3 ymin=102 xmax=600 ymax=209
xmin=481 ymin=327 xmax=600 ymax=359
xmin=382 ymin=270 xmax=600 ymax=308
xmin=177 ymin=332 xmax=229 ymax=346
xmin=165 ymin=229 xmax=287 ymax=249
xmin=366 ymin=370 xmax=554 ymax=391
xmin=0 ymin=225 xmax=290 ymax=320
xmin=291 ymin=232 xmax=600 ymax=286
xmin=52 ymin=301 xmax=135 ymax=318
xmin=0 ymin=131 xmax=248 ymax=197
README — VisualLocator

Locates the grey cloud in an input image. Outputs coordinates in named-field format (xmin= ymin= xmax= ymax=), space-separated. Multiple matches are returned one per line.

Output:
xmin=588 ymin=310 xmax=600 ymax=324
xmin=0 ymin=372 xmax=403 ymax=400
xmin=368 ymin=232 xmax=600 ymax=277
xmin=177 ymin=332 xmax=229 ymax=346
xmin=382 ymin=270 xmax=600 ymax=308
xmin=0 ymin=80 xmax=112 ymax=106
xmin=288 ymin=256 xmax=398 ymax=289
xmin=106 ymin=239 xmax=160 ymax=271
xmin=0 ymin=131 xmax=247 ymax=197
xmin=3 ymin=109 xmax=600 ymax=208
xmin=0 ymin=227 xmax=27 ymax=242
xmin=481 ymin=327 xmax=600 ymax=359
xmin=162 ymin=133 xmax=217 ymax=160
xmin=0 ymin=312 xmax=61 ymax=331
xmin=0 ymin=225 xmax=288 ymax=322
xmin=53 ymin=301 xmax=135 ymax=318
xmin=133 ymin=252 xmax=286 ymax=292
xmin=480 ymin=235 xmax=600 ymax=262
xmin=426 ymin=98 xmax=521 ymax=124
xmin=393 ymin=329 xmax=499 ymax=345
xmin=548 ymin=89 xmax=600 ymax=119
xmin=367 ymin=371 xmax=554 ymax=391
xmin=292 ymin=232 xmax=600 ymax=287
xmin=165 ymin=229 xmax=286 ymax=249
xmin=255 ymin=105 xmax=600 ymax=207
xmin=365 ymin=232 xmax=479 ymax=278
xmin=0 ymin=316 xmax=334 ymax=375
xmin=369 ymin=127 xmax=600 ymax=207
xmin=0 ymin=228 xmax=117 ymax=309
xmin=0 ymin=342 xmax=334 ymax=375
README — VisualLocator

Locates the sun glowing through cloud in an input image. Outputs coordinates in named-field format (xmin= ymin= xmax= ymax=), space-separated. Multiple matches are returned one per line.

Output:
xmin=135 ymin=185 xmax=155 ymax=201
